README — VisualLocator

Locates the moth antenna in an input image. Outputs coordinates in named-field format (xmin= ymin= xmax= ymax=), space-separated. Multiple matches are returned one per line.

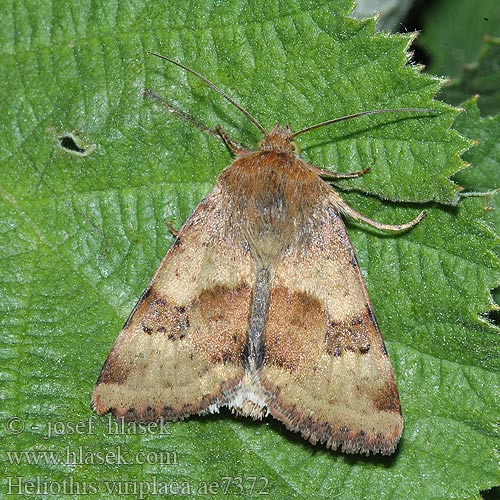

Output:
xmin=149 ymin=52 xmax=266 ymax=136
xmin=291 ymin=108 xmax=437 ymax=139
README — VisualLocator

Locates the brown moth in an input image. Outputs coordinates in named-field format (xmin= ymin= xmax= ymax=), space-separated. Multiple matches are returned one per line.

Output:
xmin=93 ymin=54 xmax=429 ymax=455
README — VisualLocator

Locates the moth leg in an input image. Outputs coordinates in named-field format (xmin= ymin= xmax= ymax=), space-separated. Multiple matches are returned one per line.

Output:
xmin=167 ymin=221 xmax=179 ymax=237
xmin=335 ymin=195 xmax=425 ymax=231
xmin=215 ymin=125 xmax=248 ymax=155
xmin=312 ymin=165 xmax=371 ymax=179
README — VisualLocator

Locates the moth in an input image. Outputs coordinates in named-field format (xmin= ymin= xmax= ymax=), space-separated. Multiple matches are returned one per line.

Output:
xmin=93 ymin=53 xmax=429 ymax=455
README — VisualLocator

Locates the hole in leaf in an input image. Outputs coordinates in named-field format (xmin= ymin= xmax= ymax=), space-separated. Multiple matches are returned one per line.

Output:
xmin=57 ymin=133 xmax=95 ymax=156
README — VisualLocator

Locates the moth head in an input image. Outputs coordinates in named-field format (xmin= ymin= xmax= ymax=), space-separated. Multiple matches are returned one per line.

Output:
xmin=258 ymin=124 xmax=299 ymax=154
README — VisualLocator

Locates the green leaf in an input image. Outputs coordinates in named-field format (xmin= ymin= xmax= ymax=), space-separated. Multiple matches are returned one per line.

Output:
xmin=451 ymin=97 xmax=500 ymax=323
xmin=352 ymin=0 xmax=415 ymax=32
xmin=440 ymin=37 xmax=500 ymax=116
xmin=1 ymin=1 xmax=498 ymax=499
xmin=453 ymin=98 xmax=500 ymax=192
xmin=418 ymin=0 xmax=500 ymax=79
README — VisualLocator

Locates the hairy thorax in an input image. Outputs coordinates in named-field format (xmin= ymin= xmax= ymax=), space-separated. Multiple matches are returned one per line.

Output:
xmin=218 ymin=150 xmax=331 ymax=264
